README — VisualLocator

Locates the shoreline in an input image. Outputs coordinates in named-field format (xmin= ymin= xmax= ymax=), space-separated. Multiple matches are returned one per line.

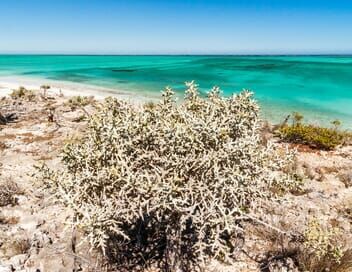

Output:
xmin=1 ymin=75 xmax=351 ymax=129
xmin=0 ymin=75 xmax=157 ymax=104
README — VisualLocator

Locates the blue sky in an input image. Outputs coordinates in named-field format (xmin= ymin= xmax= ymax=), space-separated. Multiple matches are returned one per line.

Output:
xmin=0 ymin=0 xmax=351 ymax=54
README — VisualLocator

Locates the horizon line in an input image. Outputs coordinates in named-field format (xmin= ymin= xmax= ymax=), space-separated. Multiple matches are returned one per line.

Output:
xmin=1 ymin=53 xmax=352 ymax=57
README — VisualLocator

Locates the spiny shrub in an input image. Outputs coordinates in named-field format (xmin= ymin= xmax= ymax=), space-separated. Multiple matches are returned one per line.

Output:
xmin=40 ymin=82 xmax=298 ymax=271
xmin=10 ymin=86 xmax=36 ymax=101
xmin=278 ymin=114 xmax=347 ymax=150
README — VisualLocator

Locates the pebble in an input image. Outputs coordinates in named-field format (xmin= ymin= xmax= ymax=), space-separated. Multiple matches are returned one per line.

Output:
xmin=0 ymin=265 xmax=12 ymax=272
xmin=9 ymin=253 xmax=27 ymax=268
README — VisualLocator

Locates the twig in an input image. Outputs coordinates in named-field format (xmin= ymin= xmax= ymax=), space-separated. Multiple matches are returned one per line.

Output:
xmin=243 ymin=213 xmax=289 ymax=236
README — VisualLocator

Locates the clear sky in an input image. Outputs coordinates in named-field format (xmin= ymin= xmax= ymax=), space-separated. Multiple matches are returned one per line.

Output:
xmin=0 ymin=0 xmax=351 ymax=54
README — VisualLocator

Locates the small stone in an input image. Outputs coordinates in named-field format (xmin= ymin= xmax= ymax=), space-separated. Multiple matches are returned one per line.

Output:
xmin=16 ymin=195 xmax=28 ymax=206
xmin=0 ymin=265 xmax=12 ymax=272
xmin=9 ymin=253 xmax=27 ymax=268
xmin=338 ymin=170 xmax=352 ymax=187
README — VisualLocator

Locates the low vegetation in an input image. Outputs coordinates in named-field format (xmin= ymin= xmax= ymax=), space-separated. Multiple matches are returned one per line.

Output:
xmin=40 ymin=82 xmax=300 ymax=270
xmin=65 ymin=95 xmax=94 ymax=109
xmin=259 ymin=218 xmax=350 ymax=272
xmin=40 ymin=84 xmax=51 ymax=97
xmin=301 ymin=218 xmax=343 ymax=270
xmin=0 ymin=112 xmax=17 ymax=126
xmin=10 ymin=86 xmax=36 ymax=101
xmin=0 ymin=178 xmax=22 ymax=207
xmin=338 ymin=170 xmax=352 ymax=188
xmin=277 ymin=113 xmax=350 ymax=150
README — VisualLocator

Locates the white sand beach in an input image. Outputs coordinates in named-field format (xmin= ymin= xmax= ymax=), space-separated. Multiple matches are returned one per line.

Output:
xmin=0 ymin=75 xmax=155 ymax=104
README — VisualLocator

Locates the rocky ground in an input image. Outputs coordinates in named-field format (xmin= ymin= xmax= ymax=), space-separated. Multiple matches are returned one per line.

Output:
xmin=0 ymin=92 xmax=102 ymax=271
xmin=0 ymin=90 xmax=351 ymax=272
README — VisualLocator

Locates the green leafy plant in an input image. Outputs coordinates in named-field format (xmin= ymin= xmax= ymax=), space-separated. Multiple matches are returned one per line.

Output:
xmin=40 ymin=82 xmax=298 ymax=270
xmin=278 ymin=114 xmax=348 ymax=150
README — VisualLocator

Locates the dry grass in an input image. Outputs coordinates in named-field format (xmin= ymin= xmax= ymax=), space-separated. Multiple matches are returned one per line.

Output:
xmin=257 ymin=218 xmax=351 ymax=272
xmin=338 ymin=170 xmax=352 ymax=188
xmin=0 ymin=134 xmax=17 ymax=141
xmin=21 ymin=133 xmax=56 ymax=144
xmin=0 ymin=214 xmax=20 ymax=225
xmin=0 ymin=142 xmax=7 ymax=151
xmin=335 ymin=250 xmax=352 ymax=272
xmin=11 ymin=237 xmax=31 ymax=255
xmin=0 ymin=178 xmax=22 ymax=207
xmin=10 ymin=86 xmax=37 ymax=101
xmin=65 ymin=95 xmax=95 ymax=110
xmin=34 ymin=154 xmax=54 ymax=161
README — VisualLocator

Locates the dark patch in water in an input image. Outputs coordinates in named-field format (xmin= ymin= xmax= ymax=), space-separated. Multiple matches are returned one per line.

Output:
xmin=257 ymin=64 xmax=278 ymax=69
xmin=21 ymin=71 xmax=42 ymax=75
xmin=243 ymin=64 xmax=285 ymax=70
xmin=112 ymin=69 xmax=137 ymax=73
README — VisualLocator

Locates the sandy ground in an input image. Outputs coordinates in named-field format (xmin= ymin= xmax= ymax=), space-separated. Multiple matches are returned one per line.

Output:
xmin=0 ymin=75 xmax=157 ymax=104
xmin=0 ymin=86 xmax=351 ymax=272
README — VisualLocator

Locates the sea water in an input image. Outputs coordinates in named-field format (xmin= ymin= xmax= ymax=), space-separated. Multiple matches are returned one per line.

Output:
xmin=0 ymin=55 xmax=351 ymax=127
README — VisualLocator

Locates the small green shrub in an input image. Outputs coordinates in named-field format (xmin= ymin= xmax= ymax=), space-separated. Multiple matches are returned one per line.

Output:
xmin=259 ymin=218 xmax=349 ymax=272
xmin=303 ymin=219 xmax=343 ymax=262
xmin=10 ymin=86 xmax=36 ymax=101
xmin=65 ymin=95 xmax=94 ymax=109
xmin=40 ymin=82 xmax=298 ymax=270
xmin=293 ymin=112 xmax=304 ymax=124
xmin=278 ymin=114 xmax=348 ymax=150
xmin=298 ymin=218 xmax=346 ymax=272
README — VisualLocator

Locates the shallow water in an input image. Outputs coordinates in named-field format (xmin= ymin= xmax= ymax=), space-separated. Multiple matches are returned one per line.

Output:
xmin=0 ymin=55 xmax=351 ymax=127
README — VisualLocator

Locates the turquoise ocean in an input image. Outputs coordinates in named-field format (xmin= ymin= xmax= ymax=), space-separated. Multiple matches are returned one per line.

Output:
xmin=0 ymin=55 xmax=351 ymax=127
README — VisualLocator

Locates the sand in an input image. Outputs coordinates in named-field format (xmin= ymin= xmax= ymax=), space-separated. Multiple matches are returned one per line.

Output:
xmin=0 ymin=75 xmax=155 ymax=104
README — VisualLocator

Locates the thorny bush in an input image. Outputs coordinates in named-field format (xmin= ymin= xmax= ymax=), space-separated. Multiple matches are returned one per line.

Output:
xmin=40 ymin=82 xmax=299 ymax=271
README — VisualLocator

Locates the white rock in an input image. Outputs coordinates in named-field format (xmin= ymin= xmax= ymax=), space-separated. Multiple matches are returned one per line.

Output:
xmin=9 ymin=253 xmax=27 ymax=268
xmin=0 ymin=265 xmax=12 ymax=272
